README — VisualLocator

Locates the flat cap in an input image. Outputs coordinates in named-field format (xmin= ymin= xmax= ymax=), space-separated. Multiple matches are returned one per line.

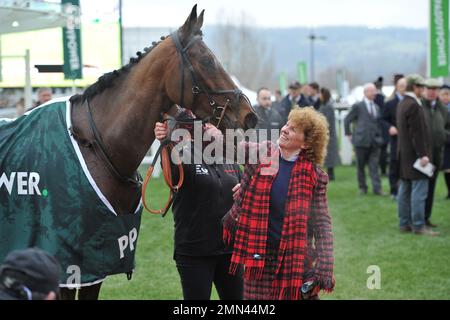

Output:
xmin=425 ymin=78 xmax=443 ymax=88
xmin=0 ymin=247 xmax=61 ymax=295
xmin=406 ymin=74 xmax=425 ymax=87
xmin=288 ymin=81 xmax=302 ymax=90
xmin=441 ymin=83 xmax=450 ymax=91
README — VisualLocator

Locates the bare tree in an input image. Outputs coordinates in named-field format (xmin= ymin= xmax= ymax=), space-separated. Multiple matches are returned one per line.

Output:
xmin=213 ymin=11 xmax=276 ymax=91
xmin=418 ymin=55 xmax=427 ymax=77
xmin=318 ymin=66 xmax=363 ymax=90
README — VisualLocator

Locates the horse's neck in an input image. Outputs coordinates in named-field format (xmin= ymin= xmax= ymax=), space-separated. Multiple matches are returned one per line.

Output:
xmin=98 ymin=98 xmax=160 ymax=176
xmin=75 ymin=78 xmax=167 ymax=179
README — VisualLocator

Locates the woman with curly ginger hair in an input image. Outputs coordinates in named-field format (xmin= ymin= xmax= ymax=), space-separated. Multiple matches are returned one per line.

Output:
xmin=223 ymin=107 xmax=335 ymax=300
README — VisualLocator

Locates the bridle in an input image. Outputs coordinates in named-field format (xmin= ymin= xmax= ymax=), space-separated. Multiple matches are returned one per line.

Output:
xmin=171 ymin=31 xmax=252 ymax=129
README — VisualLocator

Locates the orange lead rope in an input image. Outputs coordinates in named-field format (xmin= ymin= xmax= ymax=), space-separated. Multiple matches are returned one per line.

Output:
xmin=142 ymin=142 xmax=184 ymax=216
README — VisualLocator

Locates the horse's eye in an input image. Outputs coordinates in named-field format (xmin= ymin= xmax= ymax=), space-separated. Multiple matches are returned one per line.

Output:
xmin=199 ymin=57 xmax=216 ymax=71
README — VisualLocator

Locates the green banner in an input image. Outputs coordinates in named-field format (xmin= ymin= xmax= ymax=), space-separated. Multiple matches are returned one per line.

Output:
xmin=279 ymin=72 xmax=287 ymax=96
xmin=62 ymin=0 xmax=83 ymax=79
xmin=297 ymin=61 xmax=308 ymax=84
xmin=429 ymin=0 xmax=449 ymax=77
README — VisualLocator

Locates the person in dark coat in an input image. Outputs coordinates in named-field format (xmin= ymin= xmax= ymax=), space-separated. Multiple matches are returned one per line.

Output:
xmin=318 ymin=88 xmax=340 ymax=180
xmin=309 ymin=82 xmax=321 ymax=110
xmin=439 ymin=84 xmax=450 ymax=199
xmin=396 ymin=74 xmax=438 ymax=236
xmin=344 ymin=83 xmax=384 ymax=195
xmin=254 ymin=87 xmax=283 ymax=142
xmin=421 ymin=78 xmax=450 ymax=227
xmin=275 ymin=81 xmax=310 ymax=125
xmin=374 ymin=77 xmax=389 ymax=176
xmin=382 ymin=76 xmax=407 ymax=199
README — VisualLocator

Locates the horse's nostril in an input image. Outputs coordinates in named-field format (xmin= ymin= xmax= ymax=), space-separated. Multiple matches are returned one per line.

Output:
xmin=244 ymin=113 xmax=258 ymax=130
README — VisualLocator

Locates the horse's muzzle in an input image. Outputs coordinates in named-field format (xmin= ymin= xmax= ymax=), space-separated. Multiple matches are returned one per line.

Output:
xmin=244 ymin=113 xmax=258 ymax=130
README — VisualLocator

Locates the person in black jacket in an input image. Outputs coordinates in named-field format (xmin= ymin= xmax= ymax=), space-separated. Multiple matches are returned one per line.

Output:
xmin=374 ymin=77 xmax=388 ymax=176
xmin=382 ymin=76 xmax=406 ymax=199
xmin=154 ymin=109 xmax=243 ymax=300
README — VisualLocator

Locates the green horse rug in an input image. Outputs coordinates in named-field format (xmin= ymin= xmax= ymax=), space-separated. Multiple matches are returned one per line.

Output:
xmin=0 ymin=98 xmax=142 ymax=287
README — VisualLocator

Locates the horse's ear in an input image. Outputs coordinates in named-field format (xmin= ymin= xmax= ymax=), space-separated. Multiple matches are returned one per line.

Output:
xmin=180 ymin=4 xmax=198 ymax=40
xmin=194 ymin=9 xmax=204 ymax=33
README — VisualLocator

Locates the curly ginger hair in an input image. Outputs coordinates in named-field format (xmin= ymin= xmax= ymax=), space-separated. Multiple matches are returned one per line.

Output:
xmin=288 ymin=106 xmax=329 ymax=166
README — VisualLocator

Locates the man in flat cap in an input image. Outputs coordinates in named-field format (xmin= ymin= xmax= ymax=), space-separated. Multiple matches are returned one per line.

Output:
xmin=382 ymin=76 xmax=407 ymax=199
xmin=276 ymin=81 xmax=310 ymax=124
xmin=0 ymin=247 xmax=61 ymax=300
xmin=439 ymin=84 xmax=450 ymax=200
xmin=422 ymin=78 xmax=450 ymax=228
xmin=396 ymin=74 xmax=438 ymax=236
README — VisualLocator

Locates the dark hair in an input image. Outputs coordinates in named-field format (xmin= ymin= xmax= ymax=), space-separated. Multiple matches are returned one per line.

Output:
xmin=288 ymin=81 xmax=302 ymax=90
xmin=374 ymin=76 xmax=383 ymax=90
xmin=309 ymin=82 xmax=320 ymax=91
xmin=394 ymin=74 xmax=404 ymax=85
xmin=320 ymin=87 xmax=331 ymax=104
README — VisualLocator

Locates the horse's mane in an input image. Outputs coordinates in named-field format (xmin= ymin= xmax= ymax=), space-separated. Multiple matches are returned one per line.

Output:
xmin=70 ymin=30 xmax=203 ymax=104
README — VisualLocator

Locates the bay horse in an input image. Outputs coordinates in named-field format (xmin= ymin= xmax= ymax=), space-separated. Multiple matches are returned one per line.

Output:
xmin=35 ymin=5 xmax=255 ymax=299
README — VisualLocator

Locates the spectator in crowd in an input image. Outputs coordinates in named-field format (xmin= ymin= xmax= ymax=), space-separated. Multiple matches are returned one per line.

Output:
xmin=0 ymin=247 xmax=61 ymax=300
xmin=374 ymin=76 xmax=388 ymax=176
xmin=396 ymin=74 xmax=438 ymax=236
xmin=344 ymin=83 xmax=385 ymax=196
xmin=276 ymin=81 xmax=309 ymax=125
xmin=30 ymin=87 xmax=53 ymax=110
xmin=382 ymin=76 xmax=407 ymax=199
xmin=439 ymin=84 xmax=450 ymax=199
xmin=271 ymin=89 xmax=283 ymax=112
xmin=373 ymin=77 xmax=385 ymax=109
xmin=421 ymin=78 xmax=450 ymax=227
xmin=318 ymin=88 xmax=340 ymax=180
xmin=309 ymin=82 xmax=321 ymax=110
xmin=15 ymin=98 xmax=25 ymax=117
xmin=254 ymin=87 xmax=283 ymax=142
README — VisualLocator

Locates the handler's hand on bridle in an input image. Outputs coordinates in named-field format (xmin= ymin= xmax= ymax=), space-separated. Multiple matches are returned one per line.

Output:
xmin=232 ymin=183 xmax=241 ymax=201
xmin=155 ymin=122 xmax=168 ymax=141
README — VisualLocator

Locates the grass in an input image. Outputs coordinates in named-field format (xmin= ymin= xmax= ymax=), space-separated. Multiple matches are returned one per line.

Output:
xmin=99 ymin=165 xmax=450 ymax=300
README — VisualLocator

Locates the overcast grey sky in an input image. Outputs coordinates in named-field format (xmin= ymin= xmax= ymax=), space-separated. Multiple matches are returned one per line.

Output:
xmin=118 ymin=0 xmax=428 ymax=29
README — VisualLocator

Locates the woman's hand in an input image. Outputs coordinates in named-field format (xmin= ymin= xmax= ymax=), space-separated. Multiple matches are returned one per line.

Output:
xmin=232 ymin=183 xmax=241 ymax=201
xmin=204 ymin=123 xmax=223 ymax=141
xmin=154 ymin=122 xmax=168 ymax=141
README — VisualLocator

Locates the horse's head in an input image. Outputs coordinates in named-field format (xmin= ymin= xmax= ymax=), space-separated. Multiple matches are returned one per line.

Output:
xmin=164 ymin=5 xmax=257 ymax=131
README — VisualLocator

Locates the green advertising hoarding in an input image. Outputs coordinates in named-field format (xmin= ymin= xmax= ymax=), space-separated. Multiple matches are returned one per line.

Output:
xmin=279 ymin=72 xmax=287 ymax=96
xmin=297 ymin=61 xmax=308 ymax=84
xmin=429 ymin=0 xmax=449 ymax=77
xmin=62 ymin=0 xmax=83 ymax=79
